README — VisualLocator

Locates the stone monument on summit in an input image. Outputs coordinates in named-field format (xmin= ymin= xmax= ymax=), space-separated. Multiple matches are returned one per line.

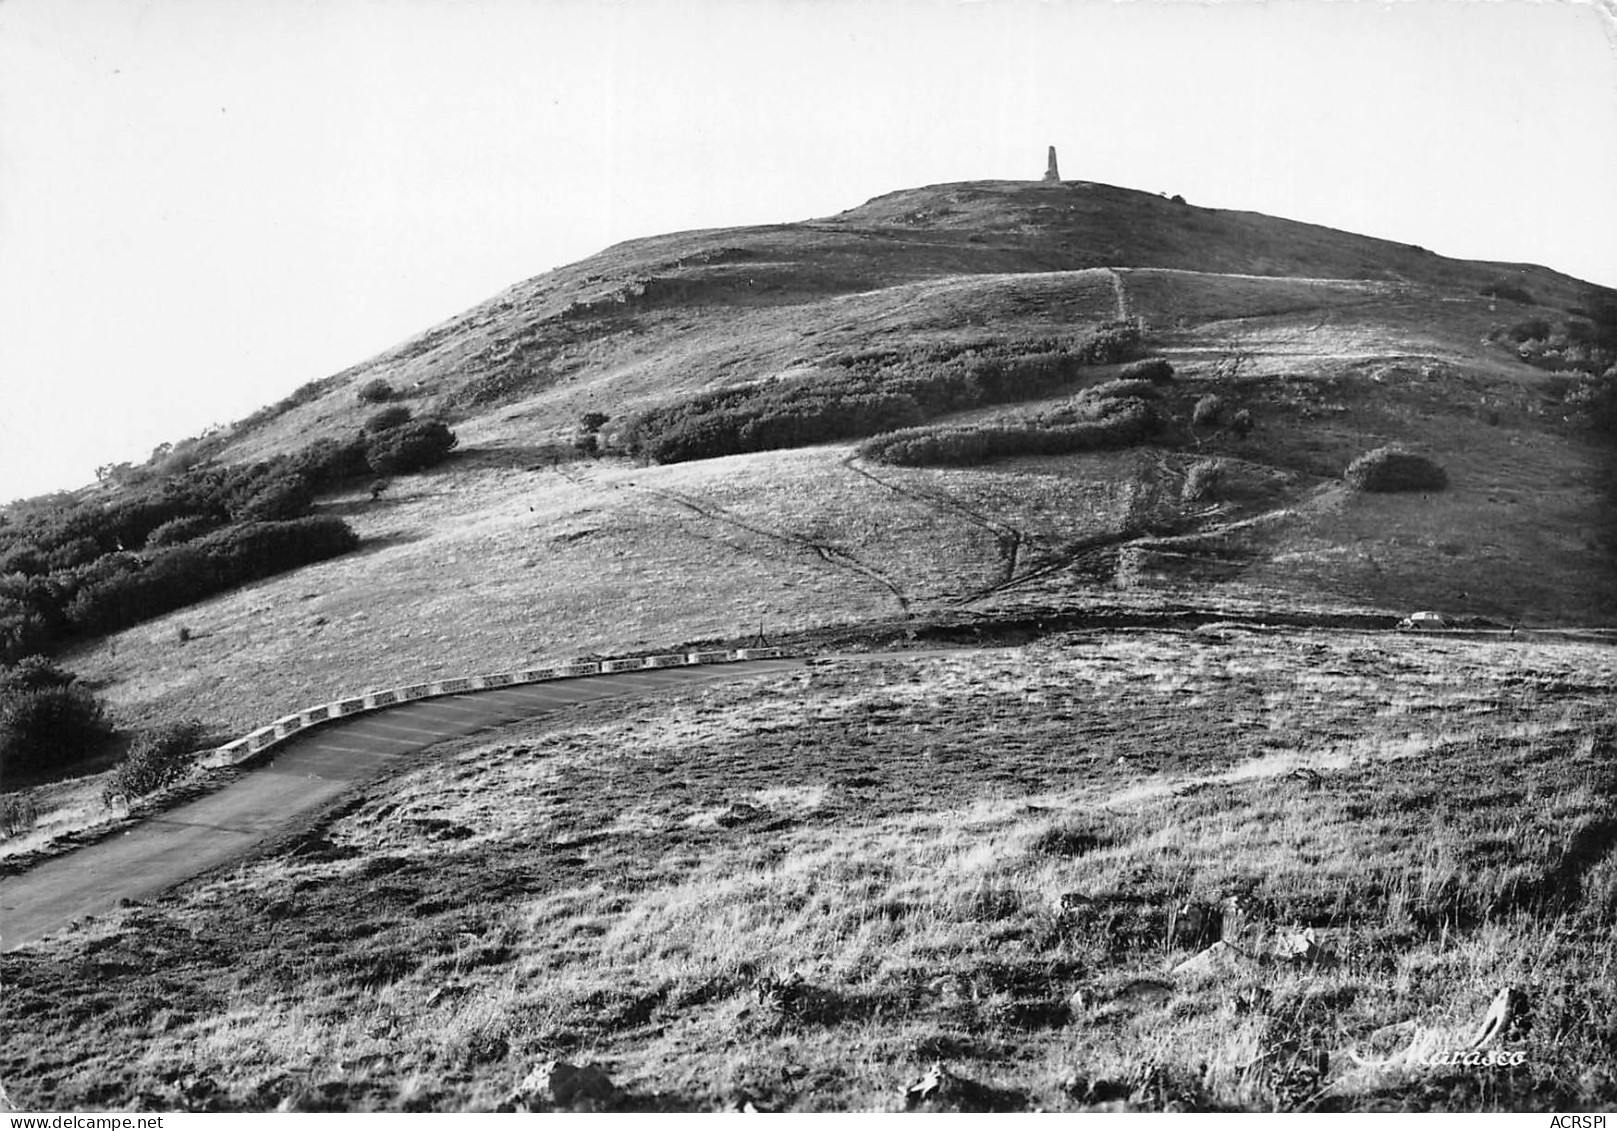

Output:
xmin=1043 ymin=146 xmax=1061 ymax=183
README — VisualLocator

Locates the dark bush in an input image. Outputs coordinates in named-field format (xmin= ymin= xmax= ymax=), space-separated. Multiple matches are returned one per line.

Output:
xmin=1230 ymin=408 xmax=1255 ymax=437
xmin=859 ymin=388 xmax=1160 ymax=467
xmin=105 ymin=718 xmax=206 ymax=800
xmin=45 ymin=537 xmax=103 ymax=572
xmin=356 ymin=378 xmax=395 ymax=404
xmin=63 ymin=517 xmax=360 ymax=636
xmin=145 ymin=514 xmax=221 ymax=549
xmin=580 ymin=412 xmax=610 ymax=433
xmin=1076 ymin=379 xmax=1163 ymax=404
xmin=365 ymin=420 xmax=458 ymax=474
xmin=1118 ymin=357 xmax=1174 ymax=384
xmin=0 ymin=607 xmax=53 ymax=666
xmin=1344 ymin=447 xmax=1449 ymax=493
xmin=1182 ymin=460 xmax=1224 ymax=503
xmin=1508 ymin=318 xmax=1553 ymax=343
xmin=1 ymin=790 xmax=37 ymax=838
xmin=1192 ymin=394 xmax=1226 ymax=427
xmin=0 ymin=683 xmax=115 ymax=778
xmin=231 ymin=472 xmax=314 ymax=523
xmin=286 ymin=434 xmax=372 ymax=490
xmin=1577 ymin=288 xmax=1617 ymax=350
xmin=1480 ymin=280 xmax=1535 ymax=305
xmin=0 ymin=543 xmax=46 ymax=576
xmin=365 ymin=405 xmax=413 ymax=433
xmin=1567 ymin=372 xmax=1617 ymax=436
xmin=0 ymin=656 xmax=75 ymax=695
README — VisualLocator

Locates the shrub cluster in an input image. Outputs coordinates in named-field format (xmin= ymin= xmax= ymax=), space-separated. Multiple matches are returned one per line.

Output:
xmin=1192 ymin=394 xmax=1226 ymax=428
xmin=61 ymin=517 xmax=360 ymax=637
xmin=0 ymin=680 xmax=115 ymax=779
xmin=1343 ymin=447 xmax=1449 ymax=493
xmin=1566 ymin=374 xmax=1617 ymax=436
xmin=0 ymin=790 xmax=38 ymax=838
xmin=105 ymin=719 xmax=206 ymax=800
xmin=0 ymin=656 xmax=76 ymax=695
xmin=365 ymin=405 xmax=413 ymax=433
xmin=617 ymin=325 xmax=1143 ymax=465
xmin=1182 ymin=459 xmax=1225 ymax=502
xmin=858 ymin=382 xmax=1162 ymax=467
xmin=1492 ymin=290 xmax=1617 ymax=435
xmin=284 ymin=435 xmax=373 ymax=490
xmin=364 ymin=420 xmax=458 ymax=474
xmin=145 ymin=514 xmax=222 ymax=549
xmin=1480 ymin=280 xmax=1536 ymax=306
xmin=356 ymin=378 xmax=396 ymax=404
xmin=0 ymin=411 xmax=458 ymax=655
xmin=1118 ymin=357 xmax=1175 ymax=384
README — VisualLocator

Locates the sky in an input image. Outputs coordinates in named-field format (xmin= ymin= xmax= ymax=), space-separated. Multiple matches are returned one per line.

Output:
xmin=2 ymin=0 xmax=1615 ymax=503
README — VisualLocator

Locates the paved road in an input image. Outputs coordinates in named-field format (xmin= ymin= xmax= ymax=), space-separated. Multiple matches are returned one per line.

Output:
xmin=0 ymin=659 xmax=800 ymax=953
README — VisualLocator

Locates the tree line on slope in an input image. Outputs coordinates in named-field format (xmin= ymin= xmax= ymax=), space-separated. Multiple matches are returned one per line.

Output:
xmin=0 ymin=413 xmax=457 ymax=664
xmin=608 ymin=325 xmax=1144 ymax=464
xmin=856 ymin=364 xmax=1176 ymax=466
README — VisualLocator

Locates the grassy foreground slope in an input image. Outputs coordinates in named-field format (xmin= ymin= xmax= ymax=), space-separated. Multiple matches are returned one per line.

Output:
xmin=5 ymin=632 xmax=1614 ymax=1111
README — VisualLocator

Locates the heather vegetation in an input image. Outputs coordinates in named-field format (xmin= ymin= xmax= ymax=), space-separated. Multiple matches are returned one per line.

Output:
xmin=858 ymin=377 xmax=1164 ymax=467
xmin=1492 ymin=286 xmax=1617 ymax=436
xmin=615 ymin=325 xmax=1142 ymax=464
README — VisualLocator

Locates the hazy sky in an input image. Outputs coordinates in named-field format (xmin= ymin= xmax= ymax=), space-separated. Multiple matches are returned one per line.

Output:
xmin=2 ymin=0 xmax=1615 ymax=502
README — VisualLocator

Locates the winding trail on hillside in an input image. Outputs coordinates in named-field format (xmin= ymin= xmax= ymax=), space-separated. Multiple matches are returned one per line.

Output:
xmin=841 ymin=456 xmax=1025 ymax=585
xmin=0 ymin=659 xmax=800 ymax=954
xmin=558 ymin=466 xmax=913 ymax=614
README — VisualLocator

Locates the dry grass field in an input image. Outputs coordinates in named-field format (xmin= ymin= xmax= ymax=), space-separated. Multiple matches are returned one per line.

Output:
xmin=6 ymin=630 xmax=1614 ymax=1111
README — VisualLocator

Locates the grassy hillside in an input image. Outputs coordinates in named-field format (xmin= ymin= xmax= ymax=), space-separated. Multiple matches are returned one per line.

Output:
xmin=5 ymin=175 xmax=1617 ymax=1113
xmin=0 ymin=175 xmax=1607 ymax=863
xmin=54 ymin=263 xmax=1613 ymax=734
xmin=7 ymin=632 xmax=1615 ymax=1111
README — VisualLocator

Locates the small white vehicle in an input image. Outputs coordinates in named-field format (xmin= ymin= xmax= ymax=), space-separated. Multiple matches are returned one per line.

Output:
xmin=1397 ymin=611 xmax=1447 ymax=631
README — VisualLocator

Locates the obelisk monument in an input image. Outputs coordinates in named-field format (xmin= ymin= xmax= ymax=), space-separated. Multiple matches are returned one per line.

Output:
xmin=1043 ymin=146 xmax=1061 ymax=183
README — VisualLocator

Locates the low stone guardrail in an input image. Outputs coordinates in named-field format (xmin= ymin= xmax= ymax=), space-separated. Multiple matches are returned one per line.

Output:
xmin=198 ymin=647 xmax=788 ymax=769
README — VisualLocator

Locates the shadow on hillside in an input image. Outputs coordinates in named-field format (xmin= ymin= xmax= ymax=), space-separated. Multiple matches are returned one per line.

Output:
xmin=349 ymin=531 xmax=429 ymax=557
xmin=1 ymin=738 xmax=128 ymax=795
xmin=317 ymin=496 xmax=411 ymax=518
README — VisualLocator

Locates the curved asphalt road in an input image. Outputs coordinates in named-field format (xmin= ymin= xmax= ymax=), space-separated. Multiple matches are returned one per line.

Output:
xmin=1 ymin=659 xmax=800 ymax=953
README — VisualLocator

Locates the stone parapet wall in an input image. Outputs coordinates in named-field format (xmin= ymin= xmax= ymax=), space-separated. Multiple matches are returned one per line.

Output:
xmin=197 ymin=646 xmax=789 ymax=769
